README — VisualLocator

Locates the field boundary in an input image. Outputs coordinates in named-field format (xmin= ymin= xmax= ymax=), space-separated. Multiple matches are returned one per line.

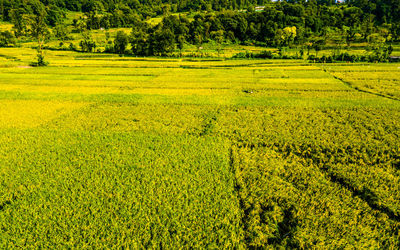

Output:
xmin=324 ymin=69 xmax=400 ymax=102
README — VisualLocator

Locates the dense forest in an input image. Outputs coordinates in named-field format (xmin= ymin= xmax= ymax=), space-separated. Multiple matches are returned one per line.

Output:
xmin=0 ymin=0 xmax=399 ymax=61
xmin=1 ymin=0 xmax=399 ymax=22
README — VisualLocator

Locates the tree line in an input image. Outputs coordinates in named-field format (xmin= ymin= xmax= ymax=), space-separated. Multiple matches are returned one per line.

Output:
xmin=1 ymin=0 xmax=399 ymax=24
xmin=0 ymin=0 xmax=398 ymax=63
xmin=106 ymin=3 xmax=398 ymax=57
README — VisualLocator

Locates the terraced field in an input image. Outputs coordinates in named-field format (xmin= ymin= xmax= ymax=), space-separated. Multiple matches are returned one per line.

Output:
xmin=0 ymin=48 xmax=399 ymax=248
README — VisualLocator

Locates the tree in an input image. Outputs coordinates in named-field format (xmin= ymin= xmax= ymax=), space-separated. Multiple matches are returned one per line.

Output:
xmin=86 ymin=11 xmax=101 ymax=30
xmin=80 ymin=30 xmax=96 ymax=52
xmin=310 ymin=37 xmax=325 ymax=58
xmin=325 ymin=28 xmax=345 ymax=56
xmin=392 ymin=22 xmax=400 ymax=41
xmin=283 ymin=26 xmax=297 ymax=47
xmin=114 ymin=31 xmax=129 ymax=54
xmin=27 ymin=4 xmax=49 ymax=66
xmin=343 ymin=25 xmax=360 ymax=47
xmin=274 ymin=27 xmax=297 ymax=48
xmin=177 ymin=34 xmax=185 ymax=57
xmin=45 ymin=4 xmax=65 ymax=27
xmin=0 ymin=31 xmax=16 ymax=47
xmin=162 ymin=4 xmax=171 ymax=16
xmin=211 ymin=30 xmax=224 ymax=56
xmin=150 ymin=27 xmax=175 ymax=56
xmin=367 ymin=32 xmax=390 ymax=62
xmin=0 ymin=0 xmax=4 ymax=21
xmin=10 ymin=8 xmax=27 ymax=37
xmin=360 ymin=14 xmax=375 ymax=40
xmin=54 ymin=24 xmax=70 ymax=41
xmin=131 ymin=27 xmax=149 ymax=56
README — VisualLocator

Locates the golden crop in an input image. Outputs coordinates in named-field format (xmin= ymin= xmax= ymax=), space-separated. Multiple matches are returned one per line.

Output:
xmin=0 ymin=48 xmax=399 ymax=248
xmin=0 ymin=100 xmax=86 ymax=128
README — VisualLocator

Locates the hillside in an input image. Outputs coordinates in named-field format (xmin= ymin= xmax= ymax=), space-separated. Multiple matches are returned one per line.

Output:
xmin=0 ymin=0 xmax=399 ymax=64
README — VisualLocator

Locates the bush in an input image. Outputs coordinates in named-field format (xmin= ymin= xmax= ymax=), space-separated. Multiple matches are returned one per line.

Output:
xmin=232 ymin=50 xmax=301 ymax=60
xmin=308 ymin=52 xmax=389 ymax=63
xmin=0 ymin=31 xmax=16 ymax=47
xmin=30 ymin=54 xmax=49 ymax=67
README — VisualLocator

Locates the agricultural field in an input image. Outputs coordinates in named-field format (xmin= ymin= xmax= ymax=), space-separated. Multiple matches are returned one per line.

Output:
xmin=0 ymin=47 xmax=399 ymax=248
xmin=325 ymin=64 xmax=400 ymax=100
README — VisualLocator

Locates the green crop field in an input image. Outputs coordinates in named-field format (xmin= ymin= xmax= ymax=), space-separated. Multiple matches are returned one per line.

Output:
xmin=0 ymin=48 xmax=399 ymax=248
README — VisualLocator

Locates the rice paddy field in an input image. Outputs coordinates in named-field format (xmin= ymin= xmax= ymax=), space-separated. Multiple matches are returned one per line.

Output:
xmin=0 ymin=48 xmax=400 ymax=248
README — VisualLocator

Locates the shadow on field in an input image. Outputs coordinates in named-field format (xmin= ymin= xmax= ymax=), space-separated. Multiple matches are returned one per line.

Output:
xmin=0 ymin=200 xmax=12 ymax=211
xmin=268 ymin=205 xmax=299 ymax=248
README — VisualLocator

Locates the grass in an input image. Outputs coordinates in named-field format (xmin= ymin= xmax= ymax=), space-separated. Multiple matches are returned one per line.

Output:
xmin=0 ymin=48 xmax=399 ymax=247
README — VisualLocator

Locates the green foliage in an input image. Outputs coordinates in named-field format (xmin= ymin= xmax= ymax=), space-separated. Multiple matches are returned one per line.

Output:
xmin=9 ymin=8 xmax=26 ymax=37
xmin=113 ymin=31 xmax=129 ymax=54
xmin=309 ymin=47 xmax=394 ymax=63
xmin=79 ymin=31 xmax=96 ymax=52
xmin=45 ymin=4 xmax=65 ymax=27
xmin=150 ymin=27 xmax=175 ymax=56
xmin=232 ymin=50 xmax=301 ymax=59
xmin=0 ymin=31 xmax=16 ymax=47
xmin=29 ymin=53 xmax=49 ymax=67
xmin=53 ymin=24 xmax=70 ymax=41
xmin=3 ymin=1 xmax=400 ymax=57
